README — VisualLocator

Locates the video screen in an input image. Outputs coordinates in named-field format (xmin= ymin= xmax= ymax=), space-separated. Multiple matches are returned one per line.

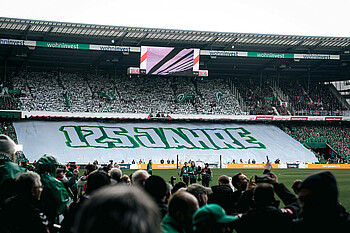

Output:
xmin=140 ymin=46 xmax=199 ymax=76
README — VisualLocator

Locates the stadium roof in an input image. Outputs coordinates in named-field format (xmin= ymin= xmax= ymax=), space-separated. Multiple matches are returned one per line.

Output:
xmin=0 ymin=17 xmax=349 ymax=82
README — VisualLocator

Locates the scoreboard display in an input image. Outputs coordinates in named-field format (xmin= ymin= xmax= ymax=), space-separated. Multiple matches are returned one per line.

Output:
xmin=140 ymin=46 xmax=200 ymax=76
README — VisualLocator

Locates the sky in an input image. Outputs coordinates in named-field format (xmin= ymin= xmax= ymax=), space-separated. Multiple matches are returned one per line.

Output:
xmin=0 ymin=0 xmax=349 ymax=37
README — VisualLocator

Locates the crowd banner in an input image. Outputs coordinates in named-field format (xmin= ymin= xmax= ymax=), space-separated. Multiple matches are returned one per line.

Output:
xmin=13 ymin=121 xmax=317 ymax=164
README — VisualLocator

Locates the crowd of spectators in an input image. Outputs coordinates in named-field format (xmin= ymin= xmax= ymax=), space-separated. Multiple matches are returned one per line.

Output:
xmin=10 ymin=71 xmax=67 ymax=111
xmin=2 ymin=71 xmax=348 ymax=116
xmin=279 ymin=122 xmax=350 ymax=163
xmin=235 ymin=79 xmax=275 ymax=115
xmin=195 ymin=79 xmax=243 ymax=115
xmin=3 ymin=71 xmax=245 ymax=115
xmin=280 ymin=81 xmax=345 ymax=116
xmin=0 ymin=96 xmax=18 ymax=110
xmin=1 ymin=142 xmax=349 ymax=233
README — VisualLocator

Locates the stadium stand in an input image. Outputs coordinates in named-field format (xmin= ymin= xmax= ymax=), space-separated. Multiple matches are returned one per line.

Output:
xmin=2 ymin=70 xmax=348 ymax=116
xmin=11 ymin=71 xmax=66 ymax=112
xmin=279 ymin=122 xmax=350 ymax=163
xmin=195 ymin=78 xmax=243 ymax=115
xmin=280 ymin=81 xmax=345 ymax=116
xmin=6 ymin=71 xmax=246 ymax=115
xmin=0 ymin=96 xmax=18 ymax=110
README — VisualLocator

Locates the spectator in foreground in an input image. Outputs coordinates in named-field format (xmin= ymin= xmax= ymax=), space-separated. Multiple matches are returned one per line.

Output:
xmin=193 ymin=204 xmax=238 ymax=233
xmin=121 ymin=174 xmax=131 ymax=185
xmin=0 ymin=134 xmax=26 ymax=207
xmin=75 ymin=185 xmax=161 ymax=233
xmin=187 ymin=183 xmax=211 ymax=207
xmin=57 ymin=166 xmax=79 ymax=202
xmin=34 ymin=154 xmax=69 ymax=223
xmin=291 ymin=179 xmax=302 ymax=195
xmin=234 ymin=173 xmax=299 ymax=233
xmin=171 ymin=181 xmax=187 ymax=195
xmin=231 ymin=172 xmax=249 ymax=205
xmin=293 ymin=171 xmax=350 ymax=233
xmin=131 ymin=169 xmax=150 ymax=188
xmin=161 ymin=191 xmax=199 ymax=233
xmin=208 ymin=175 xmax=235 ymax=214
xmin=61 ymin=171 xmax=111 ymax=233
xmin=0 ymin=171 xmax=52 ymax=233
xmin=76 ymin=164 xmax=97 ymax=197
xmin=110 ymin=167 xmax=122 ymax=184
xmin=144 ymin=175 xmax=169 ymax=218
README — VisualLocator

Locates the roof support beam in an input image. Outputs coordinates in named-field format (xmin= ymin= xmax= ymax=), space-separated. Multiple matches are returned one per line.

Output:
xmin=136 ymin=33 xmax=149 ymax=46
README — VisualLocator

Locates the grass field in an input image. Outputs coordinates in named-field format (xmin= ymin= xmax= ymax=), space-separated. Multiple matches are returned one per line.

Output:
xmin=120 ymin=168 xmax=350 ymax=211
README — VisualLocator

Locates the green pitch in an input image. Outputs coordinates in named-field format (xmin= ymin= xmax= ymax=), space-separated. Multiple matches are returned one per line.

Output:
xmin=121 ymin=168 xmax=350 ymax=211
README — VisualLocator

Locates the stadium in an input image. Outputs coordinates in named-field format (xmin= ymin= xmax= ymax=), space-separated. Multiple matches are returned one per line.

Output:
xmin=1 ymin=15 xmax=350 ymax=230
xmin=1 ymin=17 xmax=350 ymax=166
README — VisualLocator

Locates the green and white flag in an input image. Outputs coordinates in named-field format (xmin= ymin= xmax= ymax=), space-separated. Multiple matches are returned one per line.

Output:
xmin=176 ymin=93 xmax=186 ymax=103
xmin=176 ymin=93 xmax=194 ymax=103
xmin=215 ymin=91 xmax=223 ymax=102
xmin=66 ymin=93 xmax=70 ymax=108
xmin=99 ymin=91 xmax=115 ymax=101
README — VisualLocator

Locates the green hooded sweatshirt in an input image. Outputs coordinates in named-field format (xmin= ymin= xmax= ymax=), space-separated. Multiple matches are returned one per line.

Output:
xmin=35 ymin=155 xmax=69 ymax=220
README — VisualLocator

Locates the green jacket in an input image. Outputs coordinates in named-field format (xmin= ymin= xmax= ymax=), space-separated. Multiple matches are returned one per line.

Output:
xmin=147 ymin=162 xmax=153 ymax=171
xmin=180 ymin=166 xmax=189 ymax=178
xmin=0 ymin=154 xmax=26 ymax=205
xmin=35 ymin=155 xmax=69 ymax=219
xmin=188 ymin=166 xmax=198 ymax=179
xmin=161 ymin=214 xmax=186 ymax=233
xmin=0 ymin=154 xmax=26 ymax=186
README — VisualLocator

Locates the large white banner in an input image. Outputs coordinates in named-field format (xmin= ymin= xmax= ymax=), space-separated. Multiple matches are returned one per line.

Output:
xmin=13 ymin=121 xmax=318 ymax=164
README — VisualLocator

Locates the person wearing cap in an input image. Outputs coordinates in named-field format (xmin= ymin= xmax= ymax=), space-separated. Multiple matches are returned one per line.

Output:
xmin=0 ymin=134 xmax=26 ymax=207
xmin=292 ymin=171 xmax=350 ymax=233
xmin=193 ymin=204 xmax=238 ymax=233
xmin=187 ymin=183 xmax=211 ymax=207
xmin=161 ymin=191 xmax=199 ymax=233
